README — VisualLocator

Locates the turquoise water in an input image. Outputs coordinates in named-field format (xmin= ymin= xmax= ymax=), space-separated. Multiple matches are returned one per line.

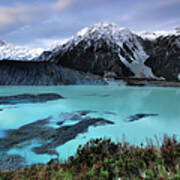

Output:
xmin=0 ymin=86 xmax=180 ymax=165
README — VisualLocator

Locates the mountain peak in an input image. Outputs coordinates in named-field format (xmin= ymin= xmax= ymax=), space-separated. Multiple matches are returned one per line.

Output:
xmin=57 ymin=22 xmax=135 ymax=54
xmin=41 ymin=22 xmax=157 ymax=79
xmin=75 ymin=22 xmax=132 ymax=42
xmin=77 ymin=22 xmax=129 ymax=36
xmin=137 ymin=28 xmax=180 ymax=40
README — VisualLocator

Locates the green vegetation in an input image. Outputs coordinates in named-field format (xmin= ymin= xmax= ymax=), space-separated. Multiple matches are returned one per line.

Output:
xmin=1 ymin=135 xmax=180 ymax=180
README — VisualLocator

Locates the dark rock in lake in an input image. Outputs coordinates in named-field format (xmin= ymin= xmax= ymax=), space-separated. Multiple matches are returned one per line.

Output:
xmin=32 ymin=117 xmax=114 ymax=155
xmin=103 ymin=111 xmax=117 ymax=115
xmin=100 ymin=94 xmax=111 ymax=97
xmin=0 ymin=110 xmax=115 ymax=170
xmin=0 ymin=93 xmax=64 ymax=105
xmin=126 ymin=113 xmax=159 ymax=122
xmin=58 ymin=110 xmax=96 ymax=123
xmin=0 ymin=113 xmax=114 ymax=158
xmin=84 ymin=93 xmax=98 ymax=96
xmin=84 ymin=93 xmax=111 ymax=97
xmin=58 ymin=112 xmax=84 ymax=122
xmin=76 ymin=110 xmax=96 ymax=116
xmin=0 ymin=107 xmax=18 ymax=111
xmin=0 ymin=116 xmax=53 ymax=152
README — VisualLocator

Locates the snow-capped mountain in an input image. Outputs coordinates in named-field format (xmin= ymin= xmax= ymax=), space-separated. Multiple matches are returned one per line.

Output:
xmin=1 ymin=23 xmax=179 ymax=81
xmin=39 ymin=23 xmax=157 ymax=79
xmin=0 ymin=42 xmax=44 ymax=61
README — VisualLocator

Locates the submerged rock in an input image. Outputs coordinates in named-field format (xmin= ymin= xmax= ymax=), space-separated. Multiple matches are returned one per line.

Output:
xmin=0 ymin=116 xmax=53 ymax=152
xmin=0 ymin=111 xmax=114 ymax=163
xmin=126 ymin=113 xmax=159 ymax=122
xmin=0 ymin=93 xmax=64 ymax=105
xmin=32 ymin=117 xmax=114 ymax=155
xmin=58 ymin=110 xmax=96 ymax=123
xmin=103 ymin=111 xmax=117 ymax=115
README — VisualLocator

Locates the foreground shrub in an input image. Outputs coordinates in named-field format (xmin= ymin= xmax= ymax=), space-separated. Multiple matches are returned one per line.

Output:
xmin=1 ymin=135 xmax=180 ymax=179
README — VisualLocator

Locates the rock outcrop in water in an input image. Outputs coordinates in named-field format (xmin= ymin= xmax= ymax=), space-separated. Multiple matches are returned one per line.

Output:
xmin=0 ymin=93 xmax=64 ymax=105
xmin=125 ymin=113 xmax=159 ymax=122
xmin=0 ymin=61 xmax=106 ymax=85
xmin=0 ymin=111 xmax=114 ymax=170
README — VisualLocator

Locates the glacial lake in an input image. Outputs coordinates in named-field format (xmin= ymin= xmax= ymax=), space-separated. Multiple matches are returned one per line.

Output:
xmin=0 ymin=86 xmax=180 ymax=166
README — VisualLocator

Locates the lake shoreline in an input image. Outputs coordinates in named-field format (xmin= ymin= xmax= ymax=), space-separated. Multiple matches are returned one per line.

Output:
xmin=114 ymin=78 xmax=180 ymax=87
xmin=0 ymin=60 xmax=179 ymax=87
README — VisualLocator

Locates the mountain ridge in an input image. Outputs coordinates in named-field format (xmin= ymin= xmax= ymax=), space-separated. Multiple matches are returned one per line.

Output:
xmin=0 ymin=23 xmax=179 ymax=83
xmin=38 ymin=23 xmax=158 ymax=79
xmin=1 ymin=23 xmax=179 ymax=61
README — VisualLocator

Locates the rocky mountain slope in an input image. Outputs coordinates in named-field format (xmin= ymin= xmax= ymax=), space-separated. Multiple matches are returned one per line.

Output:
xmin=137 ymin=27 xmax=180 ymax=40
xmin=0 ymin=61 xmax=106 ymax=85
xmin=142 ymin=34 xmax=180 ymax=81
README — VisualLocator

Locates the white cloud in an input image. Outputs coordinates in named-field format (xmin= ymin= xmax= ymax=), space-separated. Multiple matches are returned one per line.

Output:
xmin=0 ymin=0 xmax=75 ymax=30
xmin=0 ymin=5 xmax=40 ymax=30
xmin=52 ymin=0 xmax=73 ymax=11
xmin=23 ymin=38 xmax=68 ymax=49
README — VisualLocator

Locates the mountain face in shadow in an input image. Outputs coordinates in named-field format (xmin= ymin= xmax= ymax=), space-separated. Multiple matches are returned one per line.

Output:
xmin=0 ymin=61 xmax=106 ymax=85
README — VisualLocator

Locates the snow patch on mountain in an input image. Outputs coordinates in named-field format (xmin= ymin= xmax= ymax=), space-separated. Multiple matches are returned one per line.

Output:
xmin=49 ymin=39 xmax=70 ymax=50
xmin=0 ymin=42 xmax=44 ymax=61
xmin=137 ymin=27 xmax=180 ymax=40
xmin=178 ymin=74 xmax=180 ymax=81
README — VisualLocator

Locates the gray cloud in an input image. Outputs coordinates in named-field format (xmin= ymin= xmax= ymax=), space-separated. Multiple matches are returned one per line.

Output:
xmin=0 ymin=0 xmax=179 ymax=48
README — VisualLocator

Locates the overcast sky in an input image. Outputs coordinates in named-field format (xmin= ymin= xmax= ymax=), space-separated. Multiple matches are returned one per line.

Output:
xmin=0 ymin=0 xmax=180 ymax=48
